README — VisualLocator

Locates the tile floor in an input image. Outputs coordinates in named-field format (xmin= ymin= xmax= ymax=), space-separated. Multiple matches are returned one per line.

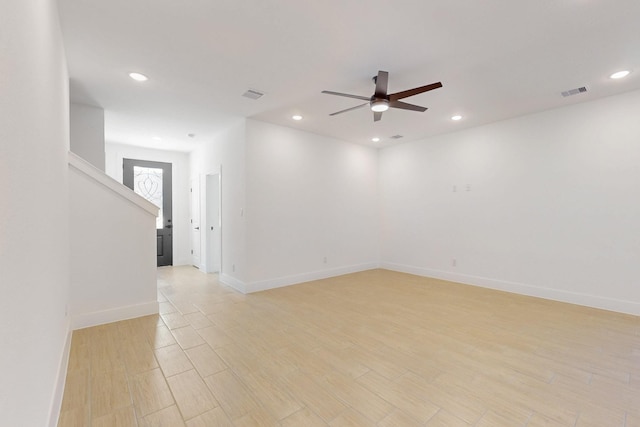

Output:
xmin=58 ymin=267 xmax=640 ymax=426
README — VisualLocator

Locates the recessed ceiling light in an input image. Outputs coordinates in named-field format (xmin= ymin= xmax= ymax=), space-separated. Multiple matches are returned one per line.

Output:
xmin=292 ymin=115 xmax=303 ymax=121
xmin=152 ymin=136 xmax=162 ymax=141
xmin=610 ymin=70 xmax=631 ymax=79
xmin=187 ymin=133 xmax=195 ymax=138
xmin=129 ymin=72 xmax=148 ymax=82
xmin=371 ymin=137 xmax=380 ymax=142
xmin=451 ymin=115 xmax=462 ymax=121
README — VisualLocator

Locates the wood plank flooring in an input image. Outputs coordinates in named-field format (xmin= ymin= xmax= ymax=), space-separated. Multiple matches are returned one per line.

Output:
xmin=58 ymin=267 xmax=640 ymax=426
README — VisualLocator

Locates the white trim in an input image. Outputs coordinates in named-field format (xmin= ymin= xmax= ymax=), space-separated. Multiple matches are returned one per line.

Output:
xmin=71 ymin=301 xmax=159 ymax=330
xmin=246 ymin=262 xmax=380 ymax=293
xmin=47 ymin=322 xmax=72 ymax=427
xmin=220 ymin=274 xmax=247 ymax=294
xmin=68 ymin=151 xmax=158 ymax=217
xmin=381 ymin=262 xmax=640 ymax=316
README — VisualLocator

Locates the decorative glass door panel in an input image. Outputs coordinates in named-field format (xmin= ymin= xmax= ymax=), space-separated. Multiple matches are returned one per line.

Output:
xmin=133 ymin=166 xmax=164 ymax=229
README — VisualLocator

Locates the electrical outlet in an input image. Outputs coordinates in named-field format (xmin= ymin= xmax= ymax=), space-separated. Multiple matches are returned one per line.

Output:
xmin=452 ymin=185 xmax=457 ymax=192
xmin=232 ymin=264 xmax=235 ymax=272
xmin=452 ymin=258 xmax=457 ymax=267
xmin=323 ymin=256 xmax=327 ymax=264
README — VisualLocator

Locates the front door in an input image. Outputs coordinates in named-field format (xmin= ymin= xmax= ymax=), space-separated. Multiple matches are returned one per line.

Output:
xmin=123 ymin=159 xmax=173 ymax=267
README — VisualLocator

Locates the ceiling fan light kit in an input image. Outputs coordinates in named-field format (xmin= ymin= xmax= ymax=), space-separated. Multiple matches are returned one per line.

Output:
xmin=371 ymin=99 xmax=389 ymax=112
xmin=322 ymin=70 xmax=442 ymax=122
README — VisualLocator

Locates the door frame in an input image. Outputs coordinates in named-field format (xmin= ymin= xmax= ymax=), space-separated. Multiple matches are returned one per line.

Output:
xmin=190 ymin=177 xmax=201 ymax=268
xmin=205 ymin=172 xmax=222 ymax=273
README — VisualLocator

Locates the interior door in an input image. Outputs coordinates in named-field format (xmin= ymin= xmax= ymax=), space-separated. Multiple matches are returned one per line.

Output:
xmin=190 ymin=177 xmax=201 ymax=268
xmin=205 ymin=173 xmax=221 ymax=273
xmin=123 ymin=159 xmax=173 ymax=266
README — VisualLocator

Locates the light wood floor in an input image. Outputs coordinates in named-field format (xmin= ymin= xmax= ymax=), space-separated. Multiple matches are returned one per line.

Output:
xmin=58 ymin=267 xmax=640 ymax=426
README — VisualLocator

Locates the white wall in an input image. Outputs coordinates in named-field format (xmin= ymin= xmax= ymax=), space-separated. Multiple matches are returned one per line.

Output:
xmin=0 ymin=0 xmax=71 ymax=425
xmin=70 ymin=102 xmax=105 ymax=170
xmin=190 ymin=119 xmax=247 ymax=289
xmin=105 ymin=143 xmax=191 ymax=265
xmin=245 ymin=120 xmax=379 ymax=291
xmin=380 ymin=89 xmax=640 ymax=315
xmin=69 ymin=154 xmax=158 ymax=329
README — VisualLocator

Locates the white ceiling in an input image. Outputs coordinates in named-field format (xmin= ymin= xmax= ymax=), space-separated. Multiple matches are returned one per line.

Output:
xmin=57 ymin=0 xmax=640 ymax=152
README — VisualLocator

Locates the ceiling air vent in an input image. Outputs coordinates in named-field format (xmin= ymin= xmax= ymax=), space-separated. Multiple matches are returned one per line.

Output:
xmin=561 ymin=86 xmax=587 ymax=97
xmin=242 ymin=89 xmax=264 ymax=100
xmin=390 ymin=135 xmax=404 ymax=140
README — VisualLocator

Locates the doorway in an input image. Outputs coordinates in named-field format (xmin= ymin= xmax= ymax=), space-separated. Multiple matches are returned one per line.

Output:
xmin=123 ymin=158 xmax=173 ymax=267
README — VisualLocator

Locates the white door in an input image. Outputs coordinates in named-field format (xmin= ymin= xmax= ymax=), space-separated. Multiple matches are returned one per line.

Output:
xmin=190 ymin=177 xmax=201 ymax=268
xmin=205 ymin=173 xmax=221 ymax=273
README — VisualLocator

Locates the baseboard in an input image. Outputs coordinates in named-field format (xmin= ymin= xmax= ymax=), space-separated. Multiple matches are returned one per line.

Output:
xmin=48 ymin=321 xmax=72 ymax=427
xmin=219 ymin=274 xmax=247 ymax=294
xmin=71 ymin=301 xmax=159 ymax=330
xmin=246 ymin=262 xmax=380 ymax=293
xmin=381 ymin=262 xmax=640 ymax=316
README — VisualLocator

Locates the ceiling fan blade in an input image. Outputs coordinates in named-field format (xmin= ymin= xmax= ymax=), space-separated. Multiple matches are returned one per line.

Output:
xmin=389 ymin=100 xmax=427 ymax=112
xmin=373 ymin=111 xmax=383 ymax=122
xmin=374 ymin=70 xmax=389 ymax=97
xmin=322 ymin=90 xmax=370 ymax=101
xmin=329 ymin=102 xmax=369 ymax=116
xmin=388 ymin=82 xmax=443 ymax=101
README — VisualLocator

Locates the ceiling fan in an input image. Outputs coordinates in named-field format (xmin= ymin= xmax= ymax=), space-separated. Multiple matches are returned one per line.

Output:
xmin=322 ymin=70 xmax=442 ymax=122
